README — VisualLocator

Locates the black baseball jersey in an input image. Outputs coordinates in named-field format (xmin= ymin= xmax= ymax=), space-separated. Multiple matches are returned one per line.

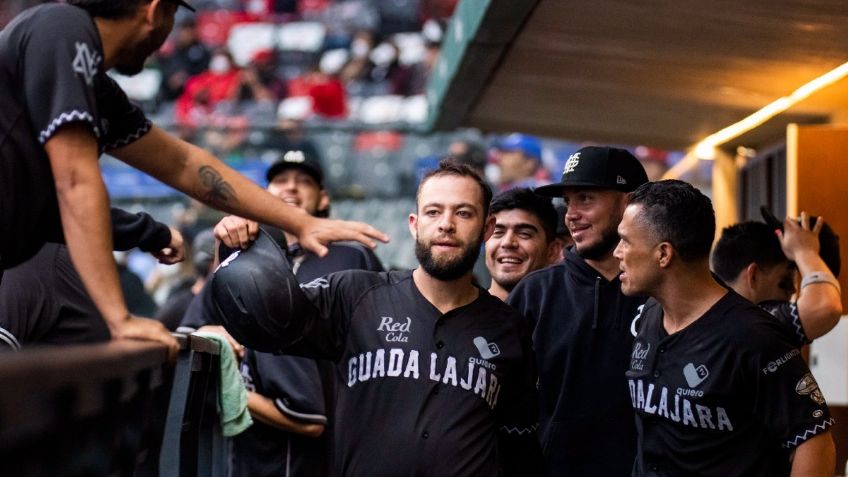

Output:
xmin=232 ymin=349 xmax=336 ymax=477
xmin=759 ymin=300 xmax=809 ymax=348
xmin=0 ymin=209 xmax=170 ymax=349
xmin=627 ymin=292 xmax=833 ymax=477
xmin=0 ymin=4 xmax=151 ymax=270
xmin=228 ymin=231 xmax=384 ymax=477
xmin=228 ymin=266 xmax=540 ymax=477
xmin=507 ymin=248 xmax=646 ymax=476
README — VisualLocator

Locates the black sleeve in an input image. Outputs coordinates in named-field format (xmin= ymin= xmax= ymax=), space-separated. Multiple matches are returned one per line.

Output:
xmin=177 ymin=282 xmax=220 ymax=332
xmin=497 ymin=318 xmax=543 ymax=476
xmin=110 ymin=208 xmax=171 ymax=252
xmin=758 ymin=300 xmax=809 ymax=347
xmin=278 ymin=271 xmax=368 ymax=361
xmin=744 ymin=318 xmax=833 ymax=449
xmin=249 ymin=351 xmax=327 ymax=424
xmin=22 ymin=10 xmax=102 ymax=144
xmin=97 ymin=76 xmax=152 ymax=151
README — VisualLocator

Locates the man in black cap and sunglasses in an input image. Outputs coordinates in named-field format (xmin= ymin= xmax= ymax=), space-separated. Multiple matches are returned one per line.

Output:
xmin=508 ymin=146 xmax=649 ymax=476
xmin=0 ymin=0 xmax=386 ymax=356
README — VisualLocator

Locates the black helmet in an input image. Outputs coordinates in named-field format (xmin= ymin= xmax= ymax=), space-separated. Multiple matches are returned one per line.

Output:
xmin=209 ymin=229 xmax=305 ymax=352
xmin=760 ymin=206 xmax=841 ymax=278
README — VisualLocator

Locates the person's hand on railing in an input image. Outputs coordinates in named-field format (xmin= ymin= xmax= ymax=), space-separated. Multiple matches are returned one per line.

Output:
xmin=197 ymin=325 xmax=245 ymax=360
xmin=111 ymin=315 xmax=180 ymax=360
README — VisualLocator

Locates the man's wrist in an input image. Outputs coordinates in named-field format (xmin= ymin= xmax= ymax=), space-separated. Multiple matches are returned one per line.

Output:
xmin=800 ymin=271 xmax=841 ymax=292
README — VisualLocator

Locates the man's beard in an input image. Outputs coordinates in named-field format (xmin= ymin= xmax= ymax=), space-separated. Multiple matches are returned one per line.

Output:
xmin=415 ymin=234 xmax=483 ymax=281
xmin=114 ymin=27 xmax=170 ymax=76
xmin=575 ymin=222 xmax=620 ymax=261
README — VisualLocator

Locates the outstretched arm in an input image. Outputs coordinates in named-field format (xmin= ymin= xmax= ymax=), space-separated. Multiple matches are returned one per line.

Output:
xmin=111 ymin=126 xmax=388 ymax=256
xmin=45 ymin=124 xmax=178 ymax=357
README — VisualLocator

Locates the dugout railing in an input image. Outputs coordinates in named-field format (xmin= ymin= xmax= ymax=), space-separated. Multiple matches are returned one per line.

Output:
xmin=0 ymin=333 xmax=226 ymax=476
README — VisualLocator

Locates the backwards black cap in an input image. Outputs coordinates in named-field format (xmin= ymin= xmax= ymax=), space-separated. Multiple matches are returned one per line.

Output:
xmin=535 ymin=146 xmax=648 ymax=197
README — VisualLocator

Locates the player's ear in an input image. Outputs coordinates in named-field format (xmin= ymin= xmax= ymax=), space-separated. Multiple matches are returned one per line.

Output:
xmin=317 ymin=190 xmax=330 ymax=213
xmin=482 ymin=214 xmax=496 ymax=242
xmin=656 ymin=242 xmax=674 ymax=269
xmin=408 ymin=213 xmax=418 ymax=239
xmin=141 ymin=0 xmax=161 ymax=26
xmin=744 ymin=263 xmax=758 ymax=288
xmin=546 ymin=238 xmax=564 ymax=265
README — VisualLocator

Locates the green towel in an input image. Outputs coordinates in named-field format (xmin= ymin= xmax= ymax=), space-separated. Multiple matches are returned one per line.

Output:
xmin=194 ymin=331 xmax=253 ymax=436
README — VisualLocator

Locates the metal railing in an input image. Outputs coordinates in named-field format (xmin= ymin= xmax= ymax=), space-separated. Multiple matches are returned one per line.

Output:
xmin=0 ymin=334 xmax=225 ymax=477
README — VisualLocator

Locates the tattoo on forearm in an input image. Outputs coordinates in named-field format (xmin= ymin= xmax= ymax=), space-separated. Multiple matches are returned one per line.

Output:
xmin=198 ymin=166 xmax=236 ymax=207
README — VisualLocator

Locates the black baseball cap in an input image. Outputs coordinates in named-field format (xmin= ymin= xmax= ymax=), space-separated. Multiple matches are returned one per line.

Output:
xmin=760 ymin=206 xmax=841 ymax=277
xmin=535 ymin=146 xmax=648 ymax=197
xmin=266 ymin=149 xmax=324 ymax=187
xmin=167 ymin=0 xmax=196 ymax=12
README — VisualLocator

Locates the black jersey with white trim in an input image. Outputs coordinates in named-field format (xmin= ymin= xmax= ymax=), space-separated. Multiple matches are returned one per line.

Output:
xmin=759 ymin=300 xmax=809 ymax=347
xmin=627 ymin=292 xmax=832 ymax=477
xmin=0 ymin=4 xmax=151 ymax=269
xmin=259 ymin=268 xmax=539 ymax=477
xmin=229 ymin=230 xmax=384 ymax=477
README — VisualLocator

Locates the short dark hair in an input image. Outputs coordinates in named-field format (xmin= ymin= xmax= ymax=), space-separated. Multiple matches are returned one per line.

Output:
xmin=490 ymin=188 xmax=558 ymax=242
xmin=68 ymin=0 xmax=152 ymax=19
xmin=712 ymin=221 xmax=786 ymax=283
xmin=417 ymin=159 xmax=493 ymax=217
xmin=627 ymin=179 xmax=715 ymax=262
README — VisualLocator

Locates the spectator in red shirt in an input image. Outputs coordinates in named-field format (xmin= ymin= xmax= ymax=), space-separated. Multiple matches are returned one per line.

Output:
xmin=176 ymin=50 xmax=243 ymax=126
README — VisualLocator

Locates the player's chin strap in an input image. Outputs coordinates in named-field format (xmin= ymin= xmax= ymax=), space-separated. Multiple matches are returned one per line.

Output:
xmin=800 ymin=271 xmax=841 ymax=293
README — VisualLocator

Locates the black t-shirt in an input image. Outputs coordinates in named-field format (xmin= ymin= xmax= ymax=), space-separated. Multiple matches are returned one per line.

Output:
xmin=275 ymin=269 xmax=539 ymax=477
xmin=507 ymin=248 xmax=647 ymax=477
xmin=627 ymin=292 xmax=833 ymax=477
xmin=0 ymin=4 xmax=151 ymax=269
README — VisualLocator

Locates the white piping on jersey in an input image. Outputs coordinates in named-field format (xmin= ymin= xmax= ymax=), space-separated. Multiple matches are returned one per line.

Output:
xmin=0 ymin=325 xmax=21 ymax=351
xmin=38 ymin=110 xmax=99 ymax=144
xmin=285 ymin=435 xmax=291 ymax=477
xmin=500 ymin=424 xmax=537 ymax=435
xmin=104 ymin=120 xmax=152 ymax=151
xmin=787 ymin=302 xmax=807 ymax=344
xmin=782 ymin=417 xmax=834 ymax=449
xmin=274 ymin=398 xmax=328 ymax=424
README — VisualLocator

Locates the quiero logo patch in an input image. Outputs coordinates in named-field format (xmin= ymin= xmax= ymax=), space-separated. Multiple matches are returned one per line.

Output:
xmin=473 ymin=336 xmax=500 ymax=359
xmin=683 ymin=363 xmax=709 ymax=388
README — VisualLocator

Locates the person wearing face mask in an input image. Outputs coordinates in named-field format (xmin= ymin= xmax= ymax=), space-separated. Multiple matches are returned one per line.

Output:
xmin=175 ymin=49 xmax=243 ymax=126
xmin=0 ymin=0 xmax=388 ymax=357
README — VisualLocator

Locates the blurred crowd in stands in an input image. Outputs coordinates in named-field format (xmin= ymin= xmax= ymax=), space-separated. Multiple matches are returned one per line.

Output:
xmin=1 ymin=0 xmax=680 ymax=319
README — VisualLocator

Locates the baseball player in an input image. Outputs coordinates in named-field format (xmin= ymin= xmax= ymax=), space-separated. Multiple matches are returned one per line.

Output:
xmin=0 ymin=0 xmax=386 ymax=356
xmin=0 ymin=208 xmax=182 ymax=350
xmin=616 ymin=180 xmax=835 ymax=476
xmin=508 ymin=146 xmax=649 ymax=475
xmin=210 ymin=160 xmax=541 ymax=476
xmin=713 ymin=217 xmax=842 ymax=346
xmin=485 ymin=187 xmax=562 ymax=301
xmin=184 ymin=151 xmax=384 ymax=477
